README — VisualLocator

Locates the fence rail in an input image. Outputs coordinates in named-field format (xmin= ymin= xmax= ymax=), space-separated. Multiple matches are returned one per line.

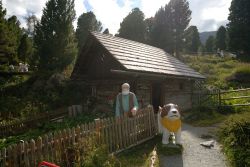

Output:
xmin=192 ymin=88 xmax=250 ymax=109
xmin=0 ymin=107 xmax=157 ymax=167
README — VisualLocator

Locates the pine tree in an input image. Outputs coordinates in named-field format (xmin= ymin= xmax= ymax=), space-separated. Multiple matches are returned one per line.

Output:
xmin=118 ymin=8 xmax=146 ymax=43
xmin=18 ymin=34 xmax=33 ymax=63
xmin=184 ymin=26 xmax=201 ymax=53
xmin=205 ymin=36 xmax=215 ymax=52
xmin=169 ymin=0 xmax=191 ymax=57
xmin=228 ymin=0 xmax=250 ymax=56
xmin=150 ymin=0 xmax=191 ymax=56
xmin=76 ymin=11 xmax=102 ymax=51
xmin=0 ymin=0 xmax=8 ymax=64
xmin=0 ymin=2 xmax=22 ymax=65
xmin=151 ymin=7 xmax=174 ymax=53
xmin=215 ymin=26 xmax=227 ymax=51
xmin=144 ymin=17 xmax=154 ymax=44
xmin=34 ymin=0 xmax=77 ymax=72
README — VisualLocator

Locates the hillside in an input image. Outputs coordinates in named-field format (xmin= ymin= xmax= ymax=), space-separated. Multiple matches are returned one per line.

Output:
xmin=199 ymin=31 xmax=217 ymax=44
xmin=180 ymin=54 xmax=250 ymax=89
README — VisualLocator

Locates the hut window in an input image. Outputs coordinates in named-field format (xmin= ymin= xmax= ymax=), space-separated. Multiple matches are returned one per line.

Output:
xmin=179 ymin=83 xmax=184 ymax=90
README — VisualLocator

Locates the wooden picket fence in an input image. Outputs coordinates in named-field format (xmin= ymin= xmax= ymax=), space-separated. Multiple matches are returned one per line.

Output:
xmin=0 ymin=107 xmax=157 ymax=167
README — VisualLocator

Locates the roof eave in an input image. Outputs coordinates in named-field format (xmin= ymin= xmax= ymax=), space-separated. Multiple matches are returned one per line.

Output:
xmin=110 ymin=69 xmax=205 ymax=80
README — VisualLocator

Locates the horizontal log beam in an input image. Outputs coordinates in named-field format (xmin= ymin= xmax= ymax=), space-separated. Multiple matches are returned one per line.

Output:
xmin=221 ymin=88 xmax=250 ymax=94
xmin=110 ymin=69 xmax=202 ymax=80
xmin=220 ymin=103 xmax=250 ymax=107
xmin=221 ymin=96 xmax=250 ymax=100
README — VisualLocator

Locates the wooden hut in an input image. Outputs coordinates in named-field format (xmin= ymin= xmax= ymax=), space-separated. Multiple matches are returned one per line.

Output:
xmin=71 ymin=32 xmax=205 ymax=111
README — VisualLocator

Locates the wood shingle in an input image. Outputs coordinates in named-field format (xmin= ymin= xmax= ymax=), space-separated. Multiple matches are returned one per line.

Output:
xmin=91 ymin=32 xmax=205 ymax=79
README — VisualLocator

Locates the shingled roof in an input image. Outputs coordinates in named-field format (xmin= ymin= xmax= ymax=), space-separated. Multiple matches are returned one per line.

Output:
xmin=90 ymin=32 xmax=205 ymax=79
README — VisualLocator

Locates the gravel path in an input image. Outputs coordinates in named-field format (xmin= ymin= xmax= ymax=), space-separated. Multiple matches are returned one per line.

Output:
xmin=159 ymin=123 xmax=228 ymax=167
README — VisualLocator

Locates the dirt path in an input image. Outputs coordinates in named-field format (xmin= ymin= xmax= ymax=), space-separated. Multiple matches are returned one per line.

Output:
xmin=159 ymin=123 xmax=228 ymax=167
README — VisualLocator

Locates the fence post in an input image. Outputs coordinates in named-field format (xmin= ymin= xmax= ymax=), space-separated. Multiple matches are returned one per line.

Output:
xmin=218 ymin=89 xmax=221 ymax=107
xmin=94 ymin=118 xmax=101 ymax=144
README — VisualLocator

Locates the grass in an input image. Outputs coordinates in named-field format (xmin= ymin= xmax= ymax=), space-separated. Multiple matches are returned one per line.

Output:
xmin=0 ymin=112 xmax=102 ymax=149
xmin=180 ymin=54 xmax=250 ymax=89
xmin=116 ymin=136 xmax=160 ymax=167
xmin=183 ymin=106 xmax=227 ymax=126
xmin=116 ymin=135 xmax=183 ymax=167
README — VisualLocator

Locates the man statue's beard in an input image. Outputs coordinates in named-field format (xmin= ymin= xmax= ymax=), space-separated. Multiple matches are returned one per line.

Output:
xmin=122 ymin=90 xmax=129 ymax=95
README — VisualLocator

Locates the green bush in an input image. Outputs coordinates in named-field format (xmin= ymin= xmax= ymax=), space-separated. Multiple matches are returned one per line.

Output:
xmin=218 ymin=112 xmax=250 ymax=167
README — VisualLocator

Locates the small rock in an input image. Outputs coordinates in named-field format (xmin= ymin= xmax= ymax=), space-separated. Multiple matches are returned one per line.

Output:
xmin=200 ymin=140 xmax=215 ymax=148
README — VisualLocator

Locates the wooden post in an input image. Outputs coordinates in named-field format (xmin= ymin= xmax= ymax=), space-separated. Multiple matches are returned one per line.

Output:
xmin=30 ymin=139 xmax=36 ymax=167
xmin=219 ymin=89 xmax=221 ymax=107
xmin=37 ymin=136 xmax=42 ymax=164
xmin=13 ymin=144 xmax=18 ymax=167
xmin=94 ymin=118 xmax=101 ymax=144
xmin=2 ymin=148 xmax=6 ymax=167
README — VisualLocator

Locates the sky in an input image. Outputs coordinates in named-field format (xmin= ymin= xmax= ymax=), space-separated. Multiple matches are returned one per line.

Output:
xmin=2 ymin=0 xmax=232 ymax=34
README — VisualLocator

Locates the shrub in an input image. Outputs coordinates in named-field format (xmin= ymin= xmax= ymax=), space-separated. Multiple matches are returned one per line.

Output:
xmin=218 ymin=112 xmax=250 ymax=167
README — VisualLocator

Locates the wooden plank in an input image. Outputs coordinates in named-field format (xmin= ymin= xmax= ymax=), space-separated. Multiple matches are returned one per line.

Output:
xmin=75 ymin=125 xmax=81 ymax=144
xmin=135 ymin=114 xmax=139 ymax=143
xmin=7 ymin=145 xmax=13 ymax=167
xmin=109 ymin=118 xmax=115 ymax=152
xmin=30 ymin=139 xmax=36 ymax=167
xmin=221 ymin=96 xmax=250 ymax=100
xmin=115 ymin=117 xmax=120 ymax=150
xmin=221 ymin=103 xmax=250 ymax=107
xmin=221 ymin=88 xmax=250 ymax=94
xmin=127 ymin=116 xmax=132 ymax=146
xmin=12 ymin=144 xmax=18 ymax=167
xmin=148 ymin=109 xmax=152 ymax=137
xmin=36 ymin=137 xmax=42 ymax=165
xmin=24 ymin=141 xmax=30 ymax=167
xmin=132 ymin=116 xmax=136 ymax=144
xmin=48 ymin=133 xmax=54 ymax=163
xmin=103 ymin=119 xmax=108 ymax=151
xmin=120 ymin=117 xmax=125 ymax=149
xmin=107 ymin=118 xmax=112 ymax=152
xmin=17 ymin=142 xmax=25 ymax=167
xmin=43 ymin=135 xmax=49 ymax=163
xmin=2 ymin=148 xmax=6 ymax=167
xmin=123 ymin=116 xmax=127 ymax=147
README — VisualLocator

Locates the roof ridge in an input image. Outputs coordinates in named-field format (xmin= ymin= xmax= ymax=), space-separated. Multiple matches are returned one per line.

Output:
xmin=90 ymin=31 xmax=166 ymax=52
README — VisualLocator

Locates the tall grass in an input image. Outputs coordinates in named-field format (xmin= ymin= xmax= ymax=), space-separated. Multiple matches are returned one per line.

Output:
xmin=181 ymin=55 xmax=250 ymax=89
